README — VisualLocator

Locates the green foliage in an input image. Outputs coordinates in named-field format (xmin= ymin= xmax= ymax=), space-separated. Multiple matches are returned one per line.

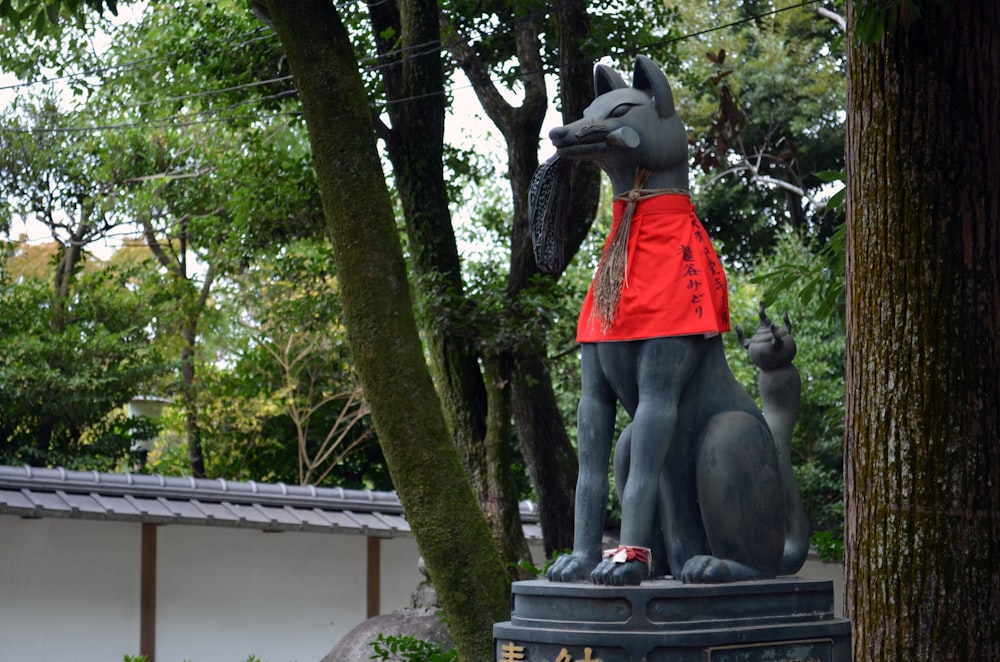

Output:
xmin=0 ymin=253 xmax=169 ymax=468
xmin=138 ymin=239 xmax=390 ymax=488
xmin=369 ymin=634 xmax=457 ymax=662
xmin=810 ymin=528 xmax=844 ymax=563
xmin=0 ymin=0 xmax=118 ymax=35
xmin=727 ymin=231 xmax=845 ymax=534
xmin=795 ymin=458 xmax=845 ymax=532
xmin=677 ymin=0 xmax=846 ymax=265
xmin=2 ymin=0 xmax=335 ymax=475
xmin=752 ymin=170 xmax=846 ymax=329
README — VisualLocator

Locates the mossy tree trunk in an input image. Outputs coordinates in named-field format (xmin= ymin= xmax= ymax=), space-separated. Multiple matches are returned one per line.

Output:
xmin=845 ymin=1 xmax=1000 ymax=658
xmin=444 ymin=1 xmax=601 ymax=559
xmin=260 ymin=2 xmax=510 ymax=659
xmin=367 ymin=0 xmax=532 ymax=578
xmin=507 ymin=0 xmax=602 ymax=561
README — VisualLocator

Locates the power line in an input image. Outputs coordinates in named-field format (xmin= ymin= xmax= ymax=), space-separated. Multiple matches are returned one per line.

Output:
xmin=122 ymin=75 xmax=295 ymax=111
xmin=0 ymin=27 xmax=277 ymax=93
xmin=1 ymin=0 xmax=835 ymax=134
xmin=381 ymin=0 xmax=829 ymax=107
xmin=1 ymin=93 xmax=300 ymax=135
xmin=617 ymin=0 xmax=824 ymax=58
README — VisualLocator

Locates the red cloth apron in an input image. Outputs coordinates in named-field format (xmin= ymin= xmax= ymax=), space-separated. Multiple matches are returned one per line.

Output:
xmin=577 ymin=194 xmax=730 ymax=343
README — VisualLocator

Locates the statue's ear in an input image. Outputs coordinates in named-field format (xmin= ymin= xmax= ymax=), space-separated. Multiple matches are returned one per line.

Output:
xmin=594 ymin=64 xmax=628 ymax=97
xmin=632 ymin=54 xmax=676 ymax=119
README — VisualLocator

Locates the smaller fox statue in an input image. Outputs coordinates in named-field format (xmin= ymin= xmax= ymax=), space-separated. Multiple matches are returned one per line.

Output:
xmin=533 ymin=55 xmax=809 ymax=585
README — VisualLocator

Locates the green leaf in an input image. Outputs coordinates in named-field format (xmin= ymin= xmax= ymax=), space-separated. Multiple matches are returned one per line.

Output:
xmin=815 ymin=169 xmax=845 ymax=183
xmin=33 ymin=6 xmax=48 ymax=34
xmin=825 ymin=187 xmax=846 ymax=212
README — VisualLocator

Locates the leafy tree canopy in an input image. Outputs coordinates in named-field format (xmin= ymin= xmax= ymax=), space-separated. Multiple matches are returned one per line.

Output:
xmin=673 ymin=0 xmax=846 ymax=265
xmin=0 ymin=242 xmax=168 ymax=468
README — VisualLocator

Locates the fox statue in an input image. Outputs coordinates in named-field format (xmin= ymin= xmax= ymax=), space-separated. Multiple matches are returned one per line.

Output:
xmin=534 ymin=55 xmax=809 ymax=585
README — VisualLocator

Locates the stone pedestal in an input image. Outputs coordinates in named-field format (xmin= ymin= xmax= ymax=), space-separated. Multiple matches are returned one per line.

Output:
xmin=493 ymin=577 xmax=850 ymax=661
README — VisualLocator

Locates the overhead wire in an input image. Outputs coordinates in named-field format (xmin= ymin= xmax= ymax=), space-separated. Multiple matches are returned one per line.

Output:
xmin=0 ymin=0 xmax=833 ymax=134
xmin=379 ymin=0 xmax=827 ymax=106
xmin=0 ymin=26 xmax=277 ymax=93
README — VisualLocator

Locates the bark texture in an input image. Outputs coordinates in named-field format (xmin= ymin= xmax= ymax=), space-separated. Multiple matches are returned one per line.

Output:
xmin=369 ymin=0 xmax=532 ymax=576
xmin=443 ymin=2 xmax=601 ymax=558
xmin=845 ymin=1 xmax=1000 ymax=658
xmin=261 ymin=2 xmax=510 ymax=659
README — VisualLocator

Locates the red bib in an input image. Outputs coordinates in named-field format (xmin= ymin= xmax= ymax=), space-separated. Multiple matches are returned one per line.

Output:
xmin=577 ymin=194 xmax=730 ymax=343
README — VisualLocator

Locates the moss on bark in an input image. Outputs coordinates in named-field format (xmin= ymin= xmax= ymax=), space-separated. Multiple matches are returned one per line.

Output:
xmin=845 ymin=1 xmax=1000 ymax=657
xmin=261 ymin=2 xmax=511 ymax=659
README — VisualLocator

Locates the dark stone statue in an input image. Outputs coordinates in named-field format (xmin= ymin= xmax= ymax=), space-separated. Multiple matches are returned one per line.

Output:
xmin=531 ymin=55 xmax=809 ymax=586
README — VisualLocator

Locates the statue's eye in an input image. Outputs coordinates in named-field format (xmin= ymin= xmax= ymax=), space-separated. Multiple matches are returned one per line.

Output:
xmin=608 ymin=103 xmax=634 ymax=118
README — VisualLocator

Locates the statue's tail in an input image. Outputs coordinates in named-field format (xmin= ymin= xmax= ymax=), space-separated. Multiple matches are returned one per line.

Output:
xmin=737 ymin=303 xmax=810 ymax=575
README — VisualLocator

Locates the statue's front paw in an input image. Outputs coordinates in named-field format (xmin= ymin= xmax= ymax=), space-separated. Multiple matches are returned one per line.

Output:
xmin=546 ymin=552 xmax=598 ymax=583
xmin=590 ymin=557 xmax=646 ymax=586
xmin=680 ymin=555 xmax=732 ymax=583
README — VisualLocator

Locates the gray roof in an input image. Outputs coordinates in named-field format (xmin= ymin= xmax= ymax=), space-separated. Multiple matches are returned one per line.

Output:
xmin=0 ymin=464 xmax=542 ymax=540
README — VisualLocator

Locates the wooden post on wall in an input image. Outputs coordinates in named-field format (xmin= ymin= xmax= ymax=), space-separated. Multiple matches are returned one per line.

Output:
xmin=366 ymin=536 xmax=380 ymax=619
xmin=140 ymin=523 xmax=157 ymax=662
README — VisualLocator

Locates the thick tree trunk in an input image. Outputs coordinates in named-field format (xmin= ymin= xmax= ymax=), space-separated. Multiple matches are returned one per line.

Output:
xmin=845 ymin=1 xmax=1000 ymax=658
xmin=368 ymin=0 xmax=532 ymax=577
xmin=507 ymin=0 xmax=602 ymax=559
xmin=445 ymin=3 xmax=601 ymax=558
xmin=261 ymin=2 xmax=511 ymax=659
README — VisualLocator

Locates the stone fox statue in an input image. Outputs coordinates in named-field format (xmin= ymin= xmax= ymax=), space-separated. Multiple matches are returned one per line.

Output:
xmin=532 ymin=55 xmax=809 ymax=585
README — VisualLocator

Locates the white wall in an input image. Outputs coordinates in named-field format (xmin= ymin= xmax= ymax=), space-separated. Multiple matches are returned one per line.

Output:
xmin=380 ymin=537 xmax=426 ymax=610
xmin=0 ymin=517 xmax=141 ymax=662
xmin=156 ymin=526 xmax=424 ymax=662
xmin=0 ymin=516 xmax=425 ymax=662
xmin=8 ymin=513 xmax=830 ymax=662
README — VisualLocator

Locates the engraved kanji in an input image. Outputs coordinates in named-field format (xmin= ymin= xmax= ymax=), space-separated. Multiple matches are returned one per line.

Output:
xmin=553 ymin=646 xmax=603 ymax=662
xmin=499 ymin=641 xmax=526 ymax=661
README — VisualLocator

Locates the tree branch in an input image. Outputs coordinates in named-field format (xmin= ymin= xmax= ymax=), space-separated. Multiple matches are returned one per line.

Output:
xmin=816 ymin=6 xmax=846 ymax=32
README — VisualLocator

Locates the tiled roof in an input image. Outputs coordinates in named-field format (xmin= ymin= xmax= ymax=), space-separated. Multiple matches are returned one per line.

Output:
xmin=0 ymin=464 xmax=542 ymax=540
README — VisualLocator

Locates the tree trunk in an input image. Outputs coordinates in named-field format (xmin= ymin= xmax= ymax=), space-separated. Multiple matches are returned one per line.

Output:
xmin=142 ymin=220 xmax=211 ymax=479
xmin=509 ymin=0 xmax=603 ymax=559
xmin=50 ymin=205 xmax=91 ymax=334
xmin=368 ymin=0 xmax=532 ymax=577
xmin=445 ymin=3 xmax=600 ymax=558
xmin=845 ymin=1 xmax=1000 ymax=658
xmin=260 ymin=2 xmax=511 ymax=659
xmin=181 ymin=321 xmax=206 ymax=478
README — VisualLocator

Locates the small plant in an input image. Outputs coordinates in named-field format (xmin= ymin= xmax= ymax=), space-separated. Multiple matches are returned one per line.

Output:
xmin=512 ymin=558 xmax=544 ymax=577
xmin=811 ymin=528 xmax=844 ymax=563
xmin=369 ymin=633 xmax=457 ymax=662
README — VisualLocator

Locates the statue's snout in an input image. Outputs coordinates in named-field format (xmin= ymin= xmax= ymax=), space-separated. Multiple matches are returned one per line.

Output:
xmin=549 ymin=125 xmax=571 ymax=146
